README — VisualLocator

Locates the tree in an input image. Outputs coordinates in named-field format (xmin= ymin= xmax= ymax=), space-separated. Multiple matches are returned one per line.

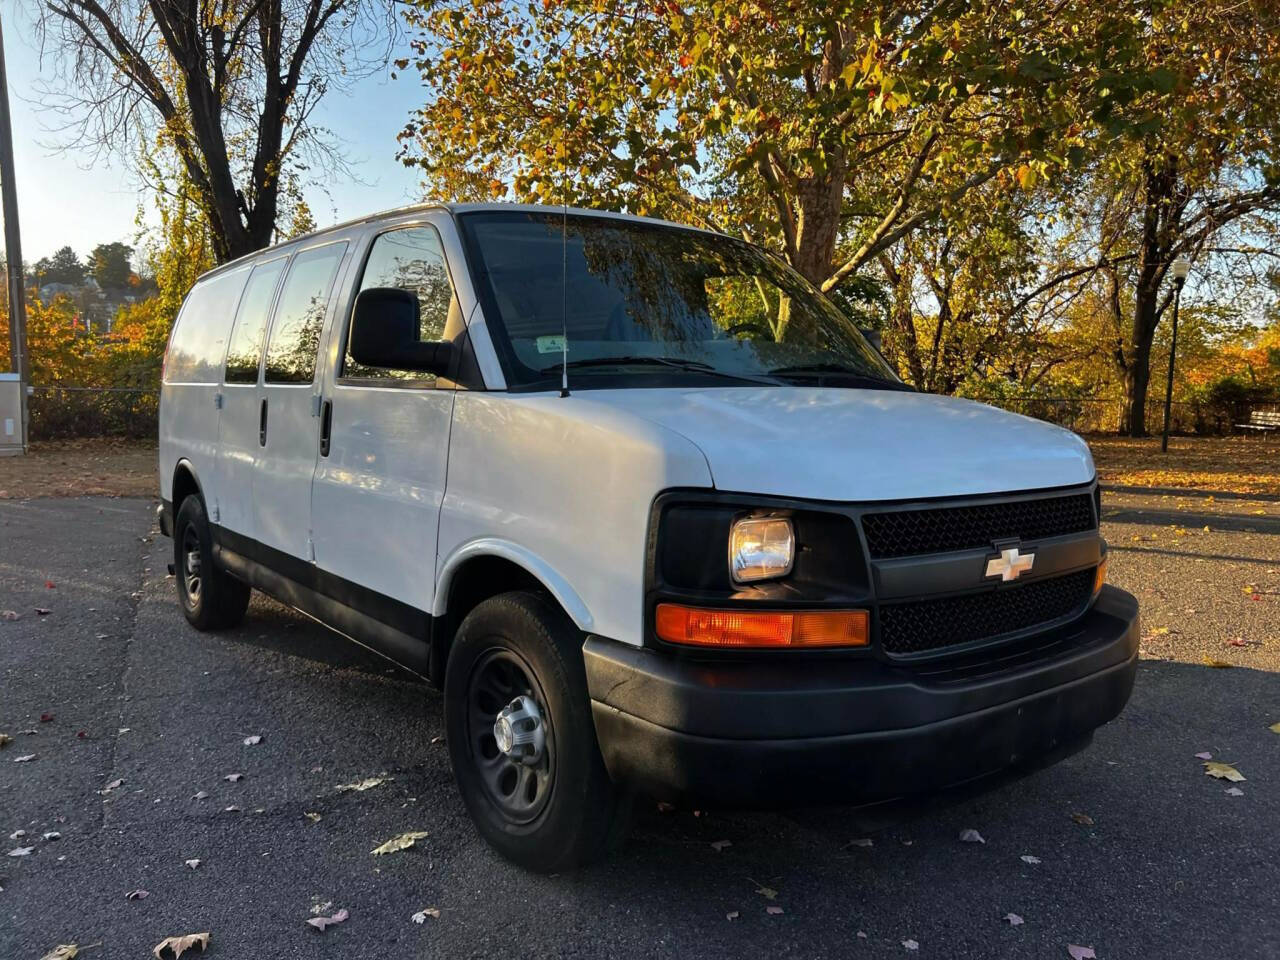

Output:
xmin=37 ymin=0 xmax=394 ymax=262
xmin=33 ymin=246 xmax=86 ymax=286
xmin=994 ymin=0 xmax=1280 ymax=434
xmin=89 ymin=242 xmax=134 ymax=289
xmin=399 ymin=0 xmax=1162 ymax=294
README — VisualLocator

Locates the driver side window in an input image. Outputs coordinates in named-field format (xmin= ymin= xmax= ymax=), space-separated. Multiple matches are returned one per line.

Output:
xmin=343 ymin=226 xmax=455 ymax=381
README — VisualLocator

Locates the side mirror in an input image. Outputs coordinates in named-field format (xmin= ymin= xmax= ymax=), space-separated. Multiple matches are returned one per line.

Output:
xmin=349 ymin=287 xmax=453 ymax=375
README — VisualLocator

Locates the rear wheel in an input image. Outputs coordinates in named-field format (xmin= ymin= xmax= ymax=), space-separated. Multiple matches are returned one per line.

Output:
xmin=174 ymin=495 xmax=250 ymax=631
xmin=444 ymin=591 xmax=630 ymax=871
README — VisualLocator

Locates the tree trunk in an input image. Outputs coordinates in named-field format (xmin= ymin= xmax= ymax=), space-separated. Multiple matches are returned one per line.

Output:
xmin=1118 ymin=157 xmax=1177 ymax=436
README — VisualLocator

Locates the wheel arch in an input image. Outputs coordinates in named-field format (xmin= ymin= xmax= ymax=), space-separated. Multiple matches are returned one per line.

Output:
xmin=430 ymin=541 xmax=593 ymax=685
xmin=171 ymin=459 xmax=205 ymax=514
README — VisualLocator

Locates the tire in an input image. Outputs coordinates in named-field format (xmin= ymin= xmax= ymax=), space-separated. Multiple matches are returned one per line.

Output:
xmin=444 ymin=591 xmax=630 ymax=871
xmin=173 ymin=495 xmax=251 ymax=631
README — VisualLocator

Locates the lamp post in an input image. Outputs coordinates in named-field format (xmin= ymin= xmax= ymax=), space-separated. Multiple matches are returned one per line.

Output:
xmin=1160 ymin=254 xmax=1191 ymax=453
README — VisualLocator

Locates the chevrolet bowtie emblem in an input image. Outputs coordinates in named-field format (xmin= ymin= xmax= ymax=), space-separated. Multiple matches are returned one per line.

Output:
xmin=985 ymin=546 xmax=1035 ymax=582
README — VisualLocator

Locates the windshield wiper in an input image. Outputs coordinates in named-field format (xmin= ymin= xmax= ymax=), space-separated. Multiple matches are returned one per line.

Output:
xmin=538 ymin=356 xmax=778 ymax=385
xmin=540 ymin=355 xmax=718 ymax=373
xmin=766 ymin=363 xmax=911 ymax=390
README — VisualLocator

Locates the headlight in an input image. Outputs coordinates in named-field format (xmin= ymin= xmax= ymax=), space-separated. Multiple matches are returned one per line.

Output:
xmin=729 ymin=516 xmax=795 ymax=583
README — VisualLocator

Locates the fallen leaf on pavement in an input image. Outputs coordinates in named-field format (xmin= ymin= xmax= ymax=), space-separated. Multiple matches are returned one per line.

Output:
xmin=224 ymin=806 xmax=241 ymax=813
xmin=1204 ymin=761 xmax=1245 ymax=782
xmin=755 ymin=885 xmax=777 ymax=900
xmin=224 ymin=773 xmax=243 ymax=782
xmin=1067 ymin=947 xmax=1096 ymax=960
xmin=411 ymin=907 xmax=441 ymax=923
xmin=1225 ymin=787 xmax=1245 ymax=797
xmin=959 ymin=829 xmax=985 ymax=844
xmin=191 ymin=791 xmax=208 ymax=800
xmin=8 ymin=846 xmax=34 ymax=857
xmin=13 ymin=754 xmax=35 ymax=763
xmin=43 ymin=831 xmax=61 ymax=841
xmin=846 ymin=837 xmax=874 ymax=848
xmin=306 ymin=908 xmax=349 ymax=931
xmin=9 ymin=830 xmax=25 ymax=839
xmin=336 ymin=776 xmax=389 ymax=792
xmin=1071 ymin=812 xmax=1094 ymax=826
xmin=1269 ymin=722 xmax=1280 ymax=734
xmin=242 ymin=735 xmax=262 ymax=746
xmin=40 ymin=713 xmax=54 ymax=722
xmin=100 ymin=778 xmax=123 ymax=794
xmin=371 ymin=831 xmax=429 ymax=855
xmin=304 ymin=812 xmax=322 ymax=823
xmin=1 ymin=610 xmax=19 ymax=621
xmin=0 ymin=733 xmax=11 ymax=748
xmin=1003 ymin=913 xmax=1024 ymax=926
xmin=184 ymin=859 xmax=201 ymax=869
xmin=766 ymin=906 xmax=784 ymax=915
xmin=902 ymin=940 xmax=919 ymax=951
xmin=39 ymin=946 xmax=78 ymax=960
xmin=45 ymin=580 xmax=55 ymax=589
xmin=1021 ymin=855 xmax=1041 ymax=865
xmin=711 ymin=839 xmax=731 ymax=851
xmin=1194 ymin=751 xmax=1212 ymax=760
xmin=726 ymin=910 xmax=740 ymax=921
xmin=152 ymin=932 xmax=210 ymax=958
xmin=126 ymin=889 xmax=149 ymax=900
xmin=1201 ymin=656 xmax=1233 ymax=669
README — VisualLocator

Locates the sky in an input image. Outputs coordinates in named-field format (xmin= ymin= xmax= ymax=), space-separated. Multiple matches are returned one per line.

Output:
xmin=1 ymin=4 xmax=425 ymax=266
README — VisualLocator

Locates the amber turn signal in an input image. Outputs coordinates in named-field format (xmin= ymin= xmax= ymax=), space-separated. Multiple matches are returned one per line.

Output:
xmin=1093 ymin=555 xmax=1109 ymax=595
xmin=654 ymin=604 xmax=869 ymax=648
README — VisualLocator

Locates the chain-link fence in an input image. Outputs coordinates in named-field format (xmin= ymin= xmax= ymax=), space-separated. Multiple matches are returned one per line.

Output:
xmin=29 ymin=386 xmax=159 ymax=440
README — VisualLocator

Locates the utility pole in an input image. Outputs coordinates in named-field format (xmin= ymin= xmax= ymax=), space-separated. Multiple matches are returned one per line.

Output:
xmin=0 ymin=12 xmax=29 ymax=453
xmin=1160 ymin=255 xmax=1191 ymax=454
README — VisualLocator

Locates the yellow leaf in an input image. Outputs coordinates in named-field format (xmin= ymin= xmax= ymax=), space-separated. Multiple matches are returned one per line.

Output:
xmin=1203 ymin=762 xmax=1245 ymax=782
xmin=1269 ymin=722 xmax=1280 ymax=734
xmin=1149 ymin=627 xmax=1170 ymax=636
xmin=152 ymin=932 xmax=210 ymax=959
xmin=0 ymin=732 xmax=12 ymax=749
xmin=1242 ymin=585 xmax=1256 ymax=595
xmin=40 ymin=947 xmax=79 ymax=960
xmin=1201 ymin=656 xmax=1233 ymax=668
xmin=371 ymin=831 xmax=429 ymax=855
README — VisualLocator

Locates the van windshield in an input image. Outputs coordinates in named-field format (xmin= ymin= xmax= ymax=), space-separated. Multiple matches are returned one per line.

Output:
xmin=457 ymin=211 xmax=903 ymax=391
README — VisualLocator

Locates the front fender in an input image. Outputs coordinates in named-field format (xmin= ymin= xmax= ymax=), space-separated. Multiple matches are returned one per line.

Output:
xmin=434 ymin=538 xmax=595 ymax=631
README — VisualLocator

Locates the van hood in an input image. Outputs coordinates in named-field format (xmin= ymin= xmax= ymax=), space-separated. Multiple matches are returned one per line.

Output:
xmin=583 ymin=386 xmax=1094 ymax=502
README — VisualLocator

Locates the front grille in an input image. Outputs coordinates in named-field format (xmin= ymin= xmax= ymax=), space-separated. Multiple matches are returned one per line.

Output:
xmin=861 ymin=492 xmax=1095 ymax=559
xmin=879 ymin=568 xmax=1096 ymax=656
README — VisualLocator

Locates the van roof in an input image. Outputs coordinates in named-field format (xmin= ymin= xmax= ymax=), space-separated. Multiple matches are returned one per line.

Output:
xmin=198 ymin=202 xmax=721 ymax=283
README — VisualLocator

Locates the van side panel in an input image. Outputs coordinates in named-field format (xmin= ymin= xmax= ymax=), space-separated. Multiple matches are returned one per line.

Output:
xmin=159 ymin=264 xmax=253 ymax=505
xmin=437 ymin=393 xmax=714 ymax=647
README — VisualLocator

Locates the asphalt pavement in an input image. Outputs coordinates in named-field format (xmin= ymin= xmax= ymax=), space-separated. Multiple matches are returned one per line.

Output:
xmin=1 ymin=494 xmax=1277 ymax=959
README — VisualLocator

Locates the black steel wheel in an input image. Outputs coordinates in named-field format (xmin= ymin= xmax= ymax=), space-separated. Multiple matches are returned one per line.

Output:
xmin=173 ymin=495 xmax=251 ymax=631
xmin=444 ymin=591 xmax=631 ymax=871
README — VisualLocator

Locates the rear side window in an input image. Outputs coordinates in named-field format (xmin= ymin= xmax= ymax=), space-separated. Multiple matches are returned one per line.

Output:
xmin=264 ymin=243 xmax=348 ymax=384
xmin=342 ymin=226 xmax=455 ymax=382
xmin=224 ymin=257 xmax=287 ymax=384
xmin=164 ymin=266 xmax=249 ymax=383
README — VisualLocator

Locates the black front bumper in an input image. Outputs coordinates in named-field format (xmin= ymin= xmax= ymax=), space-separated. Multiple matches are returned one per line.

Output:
xmin=585 ymin=585 xmax=1139 ymax=806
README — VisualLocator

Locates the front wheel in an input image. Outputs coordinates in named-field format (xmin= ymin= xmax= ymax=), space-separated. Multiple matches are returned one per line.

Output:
xmin=173 ymin=495 xmax=251 ymax=631
xmin=444 ymin=591 xmax=630 ymax=871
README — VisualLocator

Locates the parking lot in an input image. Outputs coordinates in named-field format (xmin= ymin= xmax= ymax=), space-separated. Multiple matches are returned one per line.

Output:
xmin=2 ymin=489 xmax=1278 ymax=959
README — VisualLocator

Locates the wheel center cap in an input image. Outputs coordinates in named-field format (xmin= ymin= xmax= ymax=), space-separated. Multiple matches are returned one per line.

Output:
xmin=493 ymin=695 xmax=545 ymax=765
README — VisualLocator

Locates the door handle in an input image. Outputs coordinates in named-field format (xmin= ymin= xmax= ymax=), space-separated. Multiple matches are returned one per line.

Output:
xmin=259 ymin=398 xmax=268 ymax=447
xmin=319 ymin=399 xmax=333 ymax=457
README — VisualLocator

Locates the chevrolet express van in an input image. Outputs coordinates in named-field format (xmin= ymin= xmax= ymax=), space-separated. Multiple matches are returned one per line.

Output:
xmin=158 ymin=204 xmax=1139 ymax=871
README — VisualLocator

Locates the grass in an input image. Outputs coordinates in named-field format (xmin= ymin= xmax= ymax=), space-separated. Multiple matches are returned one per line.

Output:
xmin=1087 ymin=435 xmax=1280 ymax=496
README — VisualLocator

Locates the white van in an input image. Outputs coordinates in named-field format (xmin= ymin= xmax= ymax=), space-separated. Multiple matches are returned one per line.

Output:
xmin=158 ymin=204 xmax=1138 ymax=870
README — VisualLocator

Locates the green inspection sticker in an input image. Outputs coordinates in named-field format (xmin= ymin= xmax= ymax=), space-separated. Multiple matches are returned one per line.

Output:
xmin=536 ymin=335 xmax=567 ymax=354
